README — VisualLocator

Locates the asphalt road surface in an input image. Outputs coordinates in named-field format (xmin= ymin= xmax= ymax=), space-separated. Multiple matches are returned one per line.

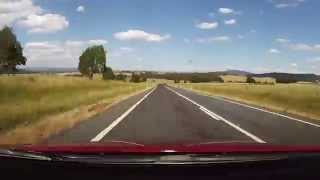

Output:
xmin=47 ymin=84 xmax=320 ymax=145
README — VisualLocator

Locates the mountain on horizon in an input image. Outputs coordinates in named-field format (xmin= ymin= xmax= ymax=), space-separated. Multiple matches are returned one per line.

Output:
xmin=218 ymin=69 xmax=252 ymax=76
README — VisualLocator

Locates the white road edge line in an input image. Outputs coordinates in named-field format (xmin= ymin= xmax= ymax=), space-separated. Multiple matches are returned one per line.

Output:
xmin=166 ymin=86 xmax=266 ymax=144
xmin=181 ymin=87 xmax=320 ymax=128
xmin=91 ymin=87 xmax=156 ymax=142
xmin=179 ymin=88 xmax=320 ymax=128
xmin=215 ymin=97 xmax=320 ymax=128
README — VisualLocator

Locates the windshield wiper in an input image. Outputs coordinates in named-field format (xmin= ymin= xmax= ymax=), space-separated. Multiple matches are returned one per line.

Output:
xmin=44 ymin=153 xmax=290 ymax=165
xmin=0 ymin=149 xmax=51 ymax=161
xmin=0 ymin=148 xmax=291 ymax=165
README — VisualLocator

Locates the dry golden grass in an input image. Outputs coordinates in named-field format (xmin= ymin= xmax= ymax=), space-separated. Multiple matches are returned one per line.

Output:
xmin=0 ymin=88 xmax=148 ymax=144
xmin=176 ymin=83 xmax=320 ymax=121
xmin=253 ymin=77 xmax=276 ymax=84
xmin=220 ymin=75 xmax=247 ymax=83
xmin=0 ymin=74 xmax=150 ymax=134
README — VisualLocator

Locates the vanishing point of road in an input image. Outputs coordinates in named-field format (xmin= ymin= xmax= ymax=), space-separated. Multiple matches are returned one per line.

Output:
xmin=47 ymin=84 xmax=320 ymax=145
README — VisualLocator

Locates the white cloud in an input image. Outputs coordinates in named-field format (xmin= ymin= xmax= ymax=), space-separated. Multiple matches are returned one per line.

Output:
xmin=195 ymin=22 xmax=218 ymax=29
xmin=88 ymin=39 xmax=108 ymax=45
xmin=280 ymin=40 xmax=320 ymax=53
xmin=269 ymin=0 xmax=305 ymax=8
xmin=275 ymin=3 xmax=294 ymax=8
xmin=196 ymin=36 xmax=231 ymax=43
xmin=24 ymin=40 xmax=108 ymax=67
xmin=276 ymin=38 xmax=290 ymax=43
xmin=114 ymin=29 xmax=171 ymax=42
xmin=0 ymin=0 xmax=42 ymax=28
xmin=224 ymin=19 xmax=236 ymax=25
xmin=218 ymin=8 xmax=234 ymax=14
xmin=25 ymin=42 xmax=64 ymax=52
xmin=290 ymin=63 xmax=298 ymax=67
xmin=64 ymin=40 xmax=86 ymax=47
xmin=76 ymin=5 xmax=85 ymax=12
xmin=0 ymin=0 xmax=69 ymax=33
xmin=212 ymin=36 xmax=231 ymax=41
xmin=218 ymin=8 xmax=241 ymax=15
xmin=288 ymin=43 xmax=320 ymax=52
xmin=17 ymin=13 xmax=69 ymax=33
xmin=268 ymin=48 xmax=280 ymax=54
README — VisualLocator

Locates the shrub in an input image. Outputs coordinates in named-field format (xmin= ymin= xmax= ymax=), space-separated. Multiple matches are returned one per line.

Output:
xmin=190 ymin=76 xmax=210 ymax=83
xmin=130 ymin=73 xmax=146 ymax=83
xmin=247 ymin=76 xmax=256 ymax=83
xmin=115 ymin=73 xmax=127 ymax=81
xmin=102 ymin=66 xmax=115 ymax=80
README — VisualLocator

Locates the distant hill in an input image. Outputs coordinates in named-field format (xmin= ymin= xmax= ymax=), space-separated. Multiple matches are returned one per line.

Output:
xmin=252 ymin=73 xmax=320 ymax=83
xmin=216 ymin=69 xmax=252 ymax=76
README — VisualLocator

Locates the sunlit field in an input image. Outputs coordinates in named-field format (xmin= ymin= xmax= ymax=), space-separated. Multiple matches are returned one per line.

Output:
xmin=252 ymin=77 xmax=276 ymax=84
xmin=176 ymin=83 xmax=320 ymax=121
xmin=220 ymin=75 xmax=247 ymax=83
xmin=0 ymin=74 xmax=149 ymax=133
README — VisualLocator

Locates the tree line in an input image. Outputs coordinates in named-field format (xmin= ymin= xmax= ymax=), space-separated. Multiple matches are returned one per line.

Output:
xmin=144 ymin=71 xmax=320 ymax=84
xmin=143 ymin=72 xmax=224 ymax=83
xmin=0 ymin=26 xmax=146 ymax=83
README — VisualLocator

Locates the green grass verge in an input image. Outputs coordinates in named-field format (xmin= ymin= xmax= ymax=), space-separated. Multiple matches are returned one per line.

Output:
xmin=0 ymin=74 xmax=150 ymax=132
xmin=175 ymin=83 xmax=320 ymax=121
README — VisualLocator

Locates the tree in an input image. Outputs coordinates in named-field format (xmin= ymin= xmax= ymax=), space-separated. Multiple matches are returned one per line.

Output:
xmin=115 ymin=73 xmax=127 ymax=81
xmin=247 ymin=76 xmax=256 ymax=84
xmin=78 ymin=45 xmax=106 ymax=79
xmin=130 ymin=73 xmax=141 ymax=83
xmin=130 ymin=73 xmax=147 ymax=83
xmin=102 ymin=66 xmax=115 ymax=80
xmin=0 ymin=26 xmax=26 ymax=74
xmin=190 ymin=75 xmax=211 ymax=83
xmin=140 ymin=76 xmax=147 ymax=82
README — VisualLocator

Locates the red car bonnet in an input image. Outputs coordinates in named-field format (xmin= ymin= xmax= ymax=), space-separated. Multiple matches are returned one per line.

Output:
xmin=14 ymin=143 xmax=320 ymax=154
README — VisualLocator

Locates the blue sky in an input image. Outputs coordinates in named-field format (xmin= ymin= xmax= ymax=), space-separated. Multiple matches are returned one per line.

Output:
xmin=1 ymin=0 xmax=320 ymax=73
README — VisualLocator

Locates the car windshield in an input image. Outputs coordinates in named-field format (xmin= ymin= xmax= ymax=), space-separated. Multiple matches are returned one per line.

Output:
xmin=0 ymin=0 xmax=320 ymax=150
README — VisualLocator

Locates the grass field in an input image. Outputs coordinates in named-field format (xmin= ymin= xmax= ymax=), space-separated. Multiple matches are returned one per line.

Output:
xmin=0 ymin=74 xmax=150 ymax=133
xmin=176 ymin=83 xmax=320 ymax=121
xmin=220 ymin=75 xmax=247 ymax=83
xmin=253 ymin=77 xmax=276 ymax=84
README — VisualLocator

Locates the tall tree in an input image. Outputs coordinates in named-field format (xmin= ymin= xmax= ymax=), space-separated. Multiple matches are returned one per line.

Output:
xmin=78 ymin=45 xmax=106 ymax=79
xmin=0 ymin=26 xmax=26 ymax=74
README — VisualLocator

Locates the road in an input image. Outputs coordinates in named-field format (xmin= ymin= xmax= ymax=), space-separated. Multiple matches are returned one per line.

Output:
xmin=47 ymin=84 xmax=320 ymax=145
